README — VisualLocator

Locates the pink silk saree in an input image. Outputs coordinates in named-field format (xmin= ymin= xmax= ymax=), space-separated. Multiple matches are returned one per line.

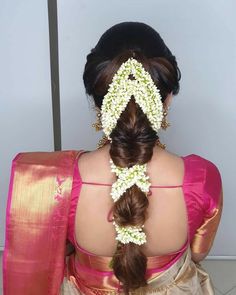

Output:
xmin=3 ymin=150 xmax=81 ymax=294
xmin=3 ymin=150 xmax=222 ymax=294
xmin=60 ymin=245 xmax=214 ymax=295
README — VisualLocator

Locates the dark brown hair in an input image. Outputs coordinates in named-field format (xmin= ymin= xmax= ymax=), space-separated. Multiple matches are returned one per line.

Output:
xmin=83 ymin=23 xmax=181 ymax=293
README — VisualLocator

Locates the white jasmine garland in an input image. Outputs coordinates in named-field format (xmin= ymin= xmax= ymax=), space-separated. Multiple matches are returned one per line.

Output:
xmin=113 ymin=222 xmax=146 ymax=245
xmin=101 ymin=57 xmax=164 ymax=140
xmin=110 ymin=159 xmax=150 ymax=202
xmin=100 ymin=57 xmax=164 ymax=246
xmin=110 ymin=159 xmax=150 ymax=246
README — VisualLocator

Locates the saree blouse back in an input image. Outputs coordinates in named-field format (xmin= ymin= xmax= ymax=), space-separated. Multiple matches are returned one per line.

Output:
xmin=3 ymin=150 xmax=223 ymax=294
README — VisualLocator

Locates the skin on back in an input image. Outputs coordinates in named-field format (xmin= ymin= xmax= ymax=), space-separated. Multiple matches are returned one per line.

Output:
xmin=74 ymin=143 xmax=191 ymax=258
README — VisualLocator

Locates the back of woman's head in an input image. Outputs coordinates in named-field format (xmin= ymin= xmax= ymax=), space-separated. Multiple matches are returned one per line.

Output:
xmin=83 ymin=21 xmax=181 ymax=293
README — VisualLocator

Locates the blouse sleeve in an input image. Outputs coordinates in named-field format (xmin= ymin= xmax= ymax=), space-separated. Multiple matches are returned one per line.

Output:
xmin=190 ymin=159 xmax=223 ymax=254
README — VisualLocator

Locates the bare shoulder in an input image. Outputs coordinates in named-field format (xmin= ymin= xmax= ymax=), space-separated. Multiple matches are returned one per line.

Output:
xmin=78 ymin=144 xmax=184 ymax=185
xmin=151 ymin=146 xmax=184 ymax=169
xmin=148 ymin=146 xmax=185 ymax=185
xmin=78 ymin=145 xmax=110 ymax=165
xmin=77 ymin=145 xmax=114 ymax=182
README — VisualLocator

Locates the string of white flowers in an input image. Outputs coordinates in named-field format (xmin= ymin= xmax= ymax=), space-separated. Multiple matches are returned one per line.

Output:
xmin=110 ymin=159 xmax=150 ymax=202
xmin=101 ymin=57 xmax=164 ymax=140
xmin=100 ymin=57 xmax=164 ymax=246
xmin=113 ymin=222 xmax=146 ymax=245
xmin=110 ymin=159 xmax=150 ymax=246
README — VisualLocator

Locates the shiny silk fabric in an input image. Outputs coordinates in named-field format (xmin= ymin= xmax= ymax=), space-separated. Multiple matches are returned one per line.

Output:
xmin=61 ymin=243 xmax=187 ymax=294
xmin=181 ymin=154 xmax=223 ymax=254
xmin=3 ymin=150 xmax=82 ymax=295
xmin=60 ymin=245 xmax=214 ymax=294
xmin=63 ymin=152 xmax=223 ymax=294
xmin=3 ymin=151 xmax=222 ymax=294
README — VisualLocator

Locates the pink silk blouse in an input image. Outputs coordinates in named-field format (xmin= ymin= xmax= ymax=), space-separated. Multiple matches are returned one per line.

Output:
xmin=66 ymin=152 xmax=223 ymax=292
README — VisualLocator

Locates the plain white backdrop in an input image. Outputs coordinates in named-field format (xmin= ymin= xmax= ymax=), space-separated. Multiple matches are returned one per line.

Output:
xmin=0 ymin=1 xmax=53 ymax=249
xmin=0 ymin=0 xmax=235 ymax=257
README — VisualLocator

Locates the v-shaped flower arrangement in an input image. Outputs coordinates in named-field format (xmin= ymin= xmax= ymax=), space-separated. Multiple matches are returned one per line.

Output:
xmin=100 ymin=57 xmax=164 ymax=245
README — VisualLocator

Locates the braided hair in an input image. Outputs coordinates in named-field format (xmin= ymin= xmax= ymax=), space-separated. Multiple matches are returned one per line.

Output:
xmin=83 ymin=22 xmax=181 ymax=293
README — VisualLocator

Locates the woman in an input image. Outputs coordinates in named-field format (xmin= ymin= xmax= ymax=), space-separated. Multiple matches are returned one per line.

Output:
xmin=3 ymin=22 xmax=223 ymax=294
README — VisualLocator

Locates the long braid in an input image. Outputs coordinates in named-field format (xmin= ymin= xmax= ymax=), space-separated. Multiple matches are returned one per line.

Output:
xmin=109 ymin=97 xmax=158 ymax=293
xmin=83 ymin=34 xmax=181 ymax=291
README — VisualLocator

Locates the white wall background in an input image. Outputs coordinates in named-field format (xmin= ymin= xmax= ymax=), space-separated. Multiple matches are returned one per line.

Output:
xmin=57 ymin=0 xmax=236 ymax=256
xmin=0 ymin=1 xmax=53 ymax=248
xmin=0 ymin=0 xmax=235 ymax=257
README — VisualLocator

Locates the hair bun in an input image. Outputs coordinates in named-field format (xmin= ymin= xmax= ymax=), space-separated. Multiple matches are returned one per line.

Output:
xmin=94 ymin=21 xmax=173 ymax=59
